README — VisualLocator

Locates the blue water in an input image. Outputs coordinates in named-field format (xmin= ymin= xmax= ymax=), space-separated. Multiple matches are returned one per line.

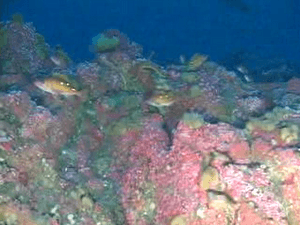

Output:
xmin=1 ymin=0 xmax=300 ymax=66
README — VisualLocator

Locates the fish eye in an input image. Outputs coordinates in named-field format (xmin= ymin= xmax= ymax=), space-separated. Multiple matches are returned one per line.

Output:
xmin=60 ymin=82 xmax=64 ymax=85
xmin=66 ymin=83 xmax=70 ymax=86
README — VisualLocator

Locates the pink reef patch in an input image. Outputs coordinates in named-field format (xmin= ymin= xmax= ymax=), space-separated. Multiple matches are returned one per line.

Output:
xmin=117 ymin=116 xmax=297 ymax=224
xmin=21 ymin=106 xmax=53 ymax=143
xmin=5 ymin=91 xmax=32 ymax=122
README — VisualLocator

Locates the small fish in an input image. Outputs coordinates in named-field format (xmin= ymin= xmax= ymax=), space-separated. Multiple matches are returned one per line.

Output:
xmin=179 ymin=55 xmax=186 ymax=64
xmin=236 ymin=64 xmax=248 ymax=74
xmin=236 ymin=64 xmax=253 ymax=83
xmin=50 ymin=55 xmax=65 ymax=67
xmin=50 ymin=46 xmax=71 ymax=68
xmin=262 ymin=64 xmax=290 ymax=76
xmin=187 ymin=54 xmax=208 ymax=71
xmin=147 ymin=92 xmax=176 ymax=107
xmin=34 ymin=76 xmax=82 ymax=97
xmin=280 ymin=113 xmax=300 ymax=123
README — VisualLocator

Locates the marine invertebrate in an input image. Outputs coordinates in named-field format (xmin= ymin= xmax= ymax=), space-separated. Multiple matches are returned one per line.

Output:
xmin=182 ymin=112 xmax=205 ymax=129
xmin=246 ymin=106 xmax=300 ymax=146
xmin=0 ymin=203 xmax=39 ymax=225
xmin=169 ymin=215 xmax=187 ymax=225
xmin=103 ymin=29 xmax=143 ymax=59
xmin=0 ymin=25 xmax=7 ymax=54
xmin=280 ymin=124 xmax=299 ymax=144
xmin=181 ymin=71 xmax=200 ymax=83
xmin=34 ymin=33 xmax=49 ymax=60
xmin=199 ymin=166 xmax=220 ymax=190
xmin=92 ymin=33 xmax=120 ymax=53
xmin=189 ymin=85 xmax=202 ymax=98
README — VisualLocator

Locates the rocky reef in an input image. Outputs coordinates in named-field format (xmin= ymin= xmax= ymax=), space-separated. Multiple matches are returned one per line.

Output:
xmin=1 ymin=16 xmax=300 ymax=224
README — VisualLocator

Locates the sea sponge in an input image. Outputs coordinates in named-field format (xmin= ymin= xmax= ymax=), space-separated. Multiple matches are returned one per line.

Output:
xmin=189 ymin=85 xmax=202 ymax=98
xmin=0 ymin=203 xmax=38 ymax=225
xmin=280 ymin=124 xmax=299 ymax=144
xmin=34 ymin=34 xmax=49 ymax=60
xmin=170 ymin=215 xmax=187 ymax=225
xmin=12 ymin=13 xmax=24 ymax=25
xmin=0 ymin=26 xmax=8 ymax=50
xmin=199 ymin=166 xmax=220 ymax=190
xmin=207 ymin=192 xmax=233 ymax=214
xmin=181 ymin=71 xmax=199 ymax=83
xmin=246 ymin=107 xmax=295 ymax=133
xmin=182 ymin=112 xmax=205 ymax=129
xmin=246 ymin=118 xmax=276 ymax=132
xmin=92 ymin=33 xmax=120 ymax=52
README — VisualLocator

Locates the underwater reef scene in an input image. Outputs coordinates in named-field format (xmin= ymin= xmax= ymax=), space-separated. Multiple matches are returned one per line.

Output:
xmin=2 ymin=17 xmax=300 ymax=225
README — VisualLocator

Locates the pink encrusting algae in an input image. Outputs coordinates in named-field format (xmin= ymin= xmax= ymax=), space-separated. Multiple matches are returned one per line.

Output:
xmin=21 ymin=106 xmax=54 ymax=142
xmin=119 ymin=115 xmax=206 ymax=224
xmin=4 ymin=91 xmax=33 ymax=122
xmin=117 ymin=118 xmax=300 ymax=224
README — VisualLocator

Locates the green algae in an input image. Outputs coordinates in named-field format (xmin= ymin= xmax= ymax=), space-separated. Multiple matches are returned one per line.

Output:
xmin=92 ymin=34 xmax=120 ymax=52
xmin=12 ymin=13 xmax=24 ymax=25
xmin=190 ymin=85 xmax=203 ymax=97
xmin=71 ymin=99 xmax=99 ymax=143
xmin=0 ymin=183 xmax=16 ymax=199
xmin=182 ymin=112 xmax=205 ymax=129
xmin=65 ymin=185 xmax=123 ymax=224
xmin=139 ymin=182 xmax=157 ymax=223
xmin=170 ymin=215 xmax=187 ymax=225
xmin=58 ymin=146 xmax=78 ymax=168
xmin=52 ymin=46 xmax=71 ymax=66
xmin=122 ymin=94 xmax=141 ymax=110
xmin=34 ymin=158 xmax=61 ymax=189
xmin=181 ymin=71 xmax=200 ymax=83
xmin=104 ymin=93 xmax=143 ymax=136
xmin=106 ymin=112 xmax=142 ymax=136
xmin=35 ymin=188 xmax=58 ymax=215
xmin=0 ymin=149 xmax=13 ymax=168
xmin=0 ymin=179 xmax=31 ymax=205
xmin=246 ymin=107 xmax=300 ymax=144
xmin=0 ymin=27 xmax=7 ymax=50
xmin=0 ymin=109 xmax=21 ymax=125
xmin=34 ymin=34 xmax=49 ymax=60
xmin=122 ymin=75 xmax=145 ymax=92
xmin=93 ymin=179 xmax=126 ymax=224
xmin=90 ymin=142 xmax=113 ymax=177
xmin=1 ymin=213 xmax=18 ymax=225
